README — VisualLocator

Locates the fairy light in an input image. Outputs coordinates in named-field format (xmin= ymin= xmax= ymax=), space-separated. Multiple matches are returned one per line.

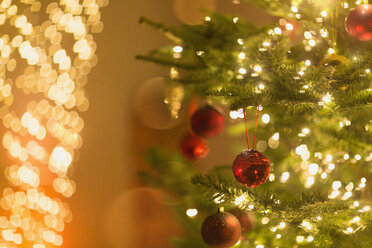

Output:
xmin=274 ymin=27 xmax=282 ymax=35
xmin=0 ymin=1 xmax=107 ymax=247
xmin=309 ymin=39 xmax=316 ymax=47
xmin=302 ymin=128 xmax=310 ymax=134
xmin=239 ymin=68 xmax=247 ymax=74
xmin=301 ymin=220 xmax=312 ymax=230
xmin=272 ymin=133 xmax=279 ymax=141
xmin=286 ymin=23 xmax=294 ymax=30
xmin=269 ymin=174 xmax=275 ymax=181
xmin=262 ymin=114 xmax=270 ymax=123
xmin=305 ymin=176 xmax=315 ymax=188
xmin=329 ymin=190 xmax=340 ymax=199
xmin=342 ymin=192 xmax=352 ymax=200
xmin=328 ymin=163 xmax=335 ymax=170
xmin=354 ymin=201 xmax=360 ymax=207
xmin=351 ymin=216 xmax=361 ymax=223
xmin=345 ymin=227 xmax=354 ymax=234
xmin=321 ymin=172 xmax=327 ymax=179
xmin=304 ymin=31 xmax=312 ymax=39
xmin=230 ymin=109 xmax=244 ymax=119
xmin=261 ymin=217 xmax=270 ymax=224
xmin=333 ymin=181 xmax=342 ymax=190
xmin=263 ymin=41 xmax=271 ymax=47
xmin=253 ymin=65 xmax=262 ymax=72
xmin=237 ymin=38 xmax=244 ymax=45
xmin=326 ymin=154 xmax=333 ymax=162
xmin=238 ymin=52 xmax=246 ymax=60
xmin=344 ymin=154 xmax=350 ymax=160
xmin=291 ymin=6 xmax=298 ymax=12
xmin=256 ymin=245 xmax=264 ymax=248
xmin=296 ymin=236 xmax=305 ymax=243
xmin=233 ymin=17 xmax=239 ymax=23
xmin=307 ymin=236 xmax=314 ymax=242
xmin=320 ymin=10 xmax=327 ymax=17
xmin=305 ymin=60 xmax=311 ymax=66
xmin=322 ymin=93 xmax=332 ymax=103
xmin=362 ymin=206 xmax=371 ymax=212
xmin=321 ymin=28 xmax=328 ymax=37
xmin=205 ymin=16 xmax=211 ymax=21
xmin=309 ymin=163 xmax=319 ymax=175
xmin=279 ymin=222 xmax=286 ymax=229
xmin=280 ymin=172 xmax=290 ymax=183
xmin=328 ymin=48 xmax=335 ymax=54
xmin=234 ymin=195 xmax=246 ymax=205
xmin=276 ymin=234 xmax=281 ymax=239
xmin=173 ymin=46 xmax=183 ymax=53
xmin=186 ymin=209 xmax=198 ymax=217
xmin=355 ymin=154 xmax=361 ymax=160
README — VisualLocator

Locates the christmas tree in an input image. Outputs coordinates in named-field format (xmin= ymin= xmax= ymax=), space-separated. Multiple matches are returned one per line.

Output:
xmin=138 ymin=1 xmax=372 ymax=247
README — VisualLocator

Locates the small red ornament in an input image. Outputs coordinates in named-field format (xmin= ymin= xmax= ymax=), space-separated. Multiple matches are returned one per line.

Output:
xmin=228 ymin=208 xmax=255 ymax=233
xmin=232 ymin=149 xmax=270 ymax=187
xmin=201 ymin=210 xmax=241 ymax=248
xmin=191 ymin=105 xmax=225 ymax=138
xmin=181 ymin=134 xmax=209 ymax=160
xmin=345 ymin=4 xmax=372 ymax=41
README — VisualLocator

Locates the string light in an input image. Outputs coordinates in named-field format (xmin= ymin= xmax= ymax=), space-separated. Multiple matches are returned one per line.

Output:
xmin=0 ymin=1 xmax=107 ymax=247
xmin=173 ymin=46 xmax=183 ymax=53
xmin=186 ymin=209 xmax=198 ymax=217
xmin=262 ymin=114 xmax=270 ymax=123
xmin=280 ymin=172 xmax=290 ymax=183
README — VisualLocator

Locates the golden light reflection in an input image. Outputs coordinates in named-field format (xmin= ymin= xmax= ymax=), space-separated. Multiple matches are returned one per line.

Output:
xmin=0 ymin=0 xmax=108 ymax=247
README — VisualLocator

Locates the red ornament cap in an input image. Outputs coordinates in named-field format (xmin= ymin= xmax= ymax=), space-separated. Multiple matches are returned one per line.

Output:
xmin=181 ymin=134 xmax=209 ymax=160
xmin=191 ymin=105 xmax=225 ymax=138
xmin=345 ymin=4 xmax=372 ymax=41
xmin=232 ymin=149 xmax=270 ymax=187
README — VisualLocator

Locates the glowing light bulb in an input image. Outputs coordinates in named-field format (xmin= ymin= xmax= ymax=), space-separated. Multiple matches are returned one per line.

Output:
xmin=262 ymin=114 xmax=270 ymax=123
xmin=280 ymin=172 xmax=290 ymax=183
xmin=239 ymin=68 xmax=247 ymax=74
xmin=173 ymin=46 xmax=183 ymax=53
xmin=333 ymin=181 xmax=342 ymax=190
xmin=274 ymin=27 xmax=282 ymax=35
xmin=186 ymin=209 xmax=198 ymax=217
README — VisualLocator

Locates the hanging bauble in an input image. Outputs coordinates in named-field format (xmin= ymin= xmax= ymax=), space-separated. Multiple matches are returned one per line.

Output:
xmin=191 ymin=105 xmax=225 ymax=138
xmin=201 ymin=210 xmax=241 ymax=248
xmin=133 ymin=77 xmax=184 ymax=130
xmin=181 ymin=134 xmax=209 ymax=160
xmin=345 ymin=4 xmax=372 ymax=41
xmin=232 ymin=149 xmax=270 ymax=187
xmin=228 ymin=208 xmax=255 ymax=233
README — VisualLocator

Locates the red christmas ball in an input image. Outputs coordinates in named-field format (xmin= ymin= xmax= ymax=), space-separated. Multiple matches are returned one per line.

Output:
xmin=345 ymin=4 xmax=372 ymax=41
xmin=232 ymin=150 xmax=270 ymax=187
xmin=228 ymin=208 xmax=255 ymax=233
xmin=201 ymin=211 xmax=241 ymax=248
xmin=181 ymin=134 xmax=209 ymax=160
xmin=191 ymin=106 xmax=224 ymax=138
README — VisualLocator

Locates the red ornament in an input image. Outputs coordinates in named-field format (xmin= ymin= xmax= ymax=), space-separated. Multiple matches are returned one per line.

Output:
xmin=228 ymin=208 xmax=255 ymax=233
xmin=345 ymin=4 xmax=372 ymax=41
xmin=181 ymin=134 xmax=209 ymax=160
xmin=232 ymin=149 xmax=270 ymax=187
xmin=201 ymin=211 xmax=241 ymax=248
xmin=191 ymin=106 xmax=225 ymax=138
